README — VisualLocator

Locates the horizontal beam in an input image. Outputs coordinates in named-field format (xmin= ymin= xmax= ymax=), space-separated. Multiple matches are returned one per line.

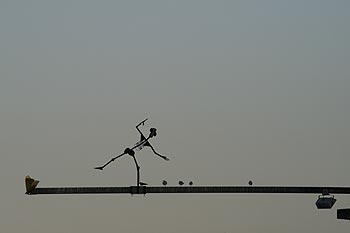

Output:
xmin=28 ymin=186 xmax=350 ymax=195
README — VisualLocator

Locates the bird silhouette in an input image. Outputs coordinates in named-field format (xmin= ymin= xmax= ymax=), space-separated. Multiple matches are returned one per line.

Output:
xmin=179 ymin=181 xmax=184 ymax=185
xmin=162 ymin=180 xmax=167 ymax=186
xmin=189 ymin=181 xmax=193 ymax=186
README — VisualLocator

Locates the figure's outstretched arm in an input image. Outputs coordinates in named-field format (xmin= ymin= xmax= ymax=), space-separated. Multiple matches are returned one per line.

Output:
xmin=94 ymin=152 xmax=126 ymax=170
xmin=148 ymin=143 xmax=170 ymax=161
xmin=136 ymin=118 xmax=148 ymax=127
xmin=136 ymin=119 xmax=148 ymax=140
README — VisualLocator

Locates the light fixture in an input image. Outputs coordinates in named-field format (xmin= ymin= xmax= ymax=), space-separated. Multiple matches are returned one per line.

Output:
xmin=315 ymin=194 xmax=336 ymax=209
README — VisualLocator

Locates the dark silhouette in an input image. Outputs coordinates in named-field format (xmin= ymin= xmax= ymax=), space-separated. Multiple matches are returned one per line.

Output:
xmin=162 ymin=180 xmax=167 ymax=186
xmin=94 ymin=119 xmax=170 ymax=187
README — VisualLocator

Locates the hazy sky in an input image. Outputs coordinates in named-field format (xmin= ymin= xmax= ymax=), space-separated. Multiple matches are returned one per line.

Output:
xmin=1 ymin=1 xmax=350 ymax=232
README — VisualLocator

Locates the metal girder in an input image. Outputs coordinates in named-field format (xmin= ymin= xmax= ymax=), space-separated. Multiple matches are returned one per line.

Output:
xmin=27 ymin=186 xmax=350 ymax=195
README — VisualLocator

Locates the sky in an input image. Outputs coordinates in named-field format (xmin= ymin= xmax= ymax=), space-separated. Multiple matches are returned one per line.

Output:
xmin=1 ymin=0 xmax=350 ymax=232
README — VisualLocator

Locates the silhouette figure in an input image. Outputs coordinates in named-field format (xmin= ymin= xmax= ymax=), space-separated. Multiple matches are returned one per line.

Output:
xmin=94 ymin=119 xmax=170 ymax=187
xmin=179 ymin=181 xmax=184 ymax=185
xmin=162 ymin=180 xmax=167 ymax=186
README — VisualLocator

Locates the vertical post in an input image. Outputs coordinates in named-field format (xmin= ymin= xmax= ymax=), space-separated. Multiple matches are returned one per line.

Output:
xmin=136 ymin=166 xmax=140 ymax=192
xmin=131 ymin=154 xmax=140 ymax=193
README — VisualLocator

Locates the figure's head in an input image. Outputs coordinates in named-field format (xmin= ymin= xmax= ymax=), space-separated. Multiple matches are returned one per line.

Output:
xmin=149 ymin=128 xmax=157 ymax=138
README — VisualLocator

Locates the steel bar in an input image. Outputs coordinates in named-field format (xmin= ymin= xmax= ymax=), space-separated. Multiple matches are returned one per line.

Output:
xmin=28 ymin=186 xmax=350 ymax=195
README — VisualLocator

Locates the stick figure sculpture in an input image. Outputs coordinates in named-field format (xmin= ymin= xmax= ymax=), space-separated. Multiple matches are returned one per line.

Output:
xmin=94 ymin=119 xmax=169 ymax=187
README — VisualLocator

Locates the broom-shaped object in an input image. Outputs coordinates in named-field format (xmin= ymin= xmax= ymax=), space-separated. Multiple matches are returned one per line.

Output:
xmin=25 ymin=175 xmax=39 ymax=194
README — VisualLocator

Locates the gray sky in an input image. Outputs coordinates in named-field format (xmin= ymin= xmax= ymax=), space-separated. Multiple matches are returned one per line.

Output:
xmin=1 ymin=1 xmax=350 ymax=232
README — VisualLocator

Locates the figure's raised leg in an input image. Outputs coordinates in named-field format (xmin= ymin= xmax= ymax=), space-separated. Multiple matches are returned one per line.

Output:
xmin=94 ymin=152 xmax=126 ymax=170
